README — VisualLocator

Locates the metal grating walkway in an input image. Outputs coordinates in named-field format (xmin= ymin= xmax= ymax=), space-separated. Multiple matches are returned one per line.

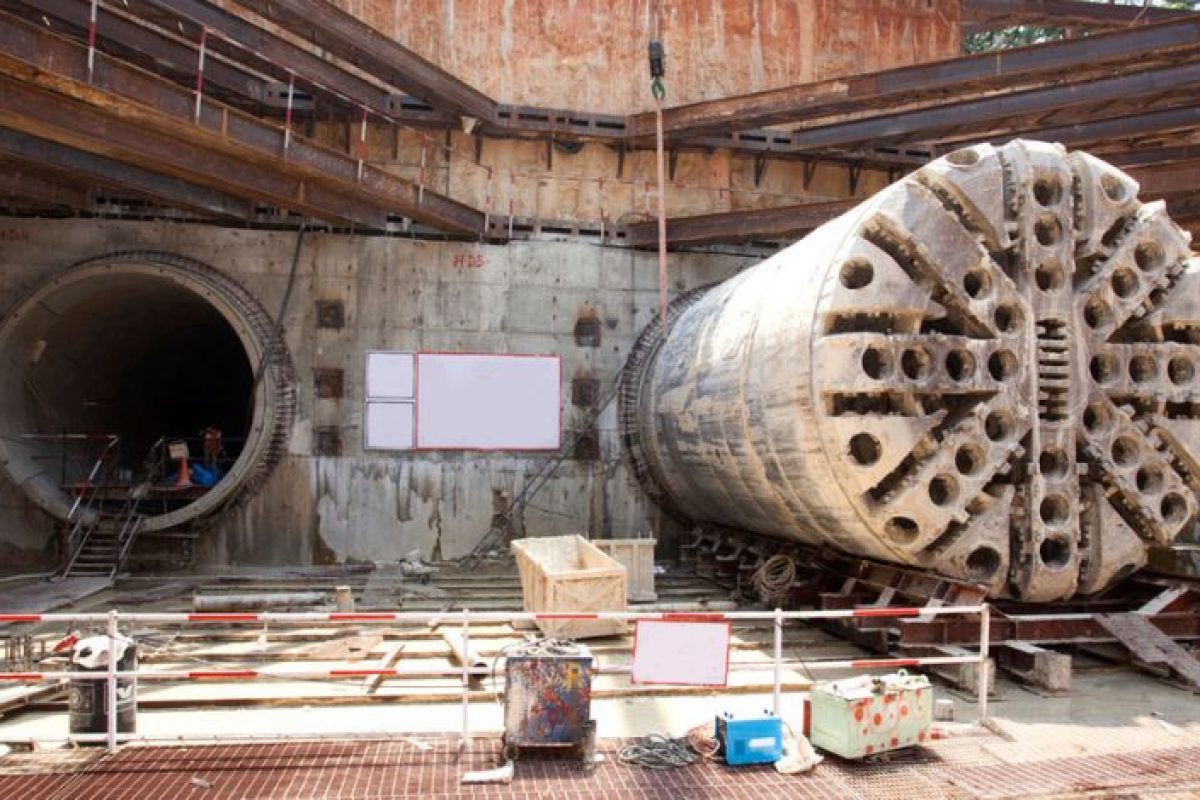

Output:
xmin=1 ymin=737 xmax=1200 ymax=799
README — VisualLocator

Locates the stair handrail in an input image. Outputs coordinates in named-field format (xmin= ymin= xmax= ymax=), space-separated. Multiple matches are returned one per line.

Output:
xmin=62 ymin=435 xmax=120 ymax=576
xmin=114 ymin=493 xmax=147 ymax=575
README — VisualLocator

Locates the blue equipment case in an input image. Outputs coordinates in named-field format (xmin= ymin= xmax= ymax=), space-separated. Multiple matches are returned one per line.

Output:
xmin=715 ymin=710 xmax=783 ymax=765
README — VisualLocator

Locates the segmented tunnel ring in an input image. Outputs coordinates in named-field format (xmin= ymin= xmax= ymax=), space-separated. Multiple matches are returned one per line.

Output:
xmin=620 ymin=140 xmax=1200 ymax=601
xmin=0 ymin=251 xmax=296 ymax=532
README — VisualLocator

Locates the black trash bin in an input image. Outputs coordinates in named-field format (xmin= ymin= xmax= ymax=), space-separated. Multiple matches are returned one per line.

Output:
xmin=68 ymin=635 xmax=137 ymax=736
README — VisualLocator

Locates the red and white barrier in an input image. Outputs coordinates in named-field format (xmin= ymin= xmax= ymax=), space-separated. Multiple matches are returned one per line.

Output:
xmin=0 ymin=604 xmax=991 ymax=752
xmin=0 ymin=605 xmax=981 ymax=626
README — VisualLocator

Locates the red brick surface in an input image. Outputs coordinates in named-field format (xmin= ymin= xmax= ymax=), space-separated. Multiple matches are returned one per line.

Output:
xmin=1 ymin=737 xmax=1198 ymax=799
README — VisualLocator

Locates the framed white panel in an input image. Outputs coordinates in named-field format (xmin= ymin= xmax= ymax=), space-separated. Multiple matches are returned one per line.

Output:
xmin=366 ymin=351 xmax=415 ymax=399
xmin=631 ymin=619 xmax=731 ymax=686
xmin=415 ymin=353 xmax=560 ymax=450
xmin=364 ymin=401 xmax=415 ymax=450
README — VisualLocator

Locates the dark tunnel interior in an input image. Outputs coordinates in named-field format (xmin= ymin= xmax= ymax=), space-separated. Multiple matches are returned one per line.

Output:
xmin=19 ymin=274 xmax=254 ymax=489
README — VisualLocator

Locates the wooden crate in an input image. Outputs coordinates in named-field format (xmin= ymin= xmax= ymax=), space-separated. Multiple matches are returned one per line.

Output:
xmin=511 ymin=535 xmax=627 ymax=639
xmin=593 ymin=539 xmax=657 ymax=602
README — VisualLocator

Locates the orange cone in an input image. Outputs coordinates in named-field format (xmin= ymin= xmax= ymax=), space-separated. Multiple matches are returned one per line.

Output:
xmin=175 ymin=456 xmax=192 ymax=487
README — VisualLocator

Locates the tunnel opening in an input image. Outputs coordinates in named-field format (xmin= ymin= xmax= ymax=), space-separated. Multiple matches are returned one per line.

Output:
xmin=0 ymin=252 xmax=294 ymax=534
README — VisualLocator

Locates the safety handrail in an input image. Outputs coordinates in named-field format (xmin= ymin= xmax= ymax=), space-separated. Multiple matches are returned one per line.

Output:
xmin=61 ymin=436 xmax=121 ymax=576
xmin=0 ymin=604 xmax=991 ymax=753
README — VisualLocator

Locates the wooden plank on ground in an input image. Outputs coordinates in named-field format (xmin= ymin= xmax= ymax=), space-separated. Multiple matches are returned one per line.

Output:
xmin=363 ymin=643 xmax=405 ymax=694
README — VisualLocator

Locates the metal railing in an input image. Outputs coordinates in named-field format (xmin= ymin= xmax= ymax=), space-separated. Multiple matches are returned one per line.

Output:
xmin=0 ymin=604 xmax=991 ymax=753
xmin=60 ymin=435 xmax=121 ymax=576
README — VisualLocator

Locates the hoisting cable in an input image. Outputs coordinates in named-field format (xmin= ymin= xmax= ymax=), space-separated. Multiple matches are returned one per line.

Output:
xmin=649 ymin=7 xmax=668 ymax=335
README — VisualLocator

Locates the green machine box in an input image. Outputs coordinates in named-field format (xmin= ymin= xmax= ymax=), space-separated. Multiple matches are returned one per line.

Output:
xmin=809 ymin=670 xmax=933 ymax=759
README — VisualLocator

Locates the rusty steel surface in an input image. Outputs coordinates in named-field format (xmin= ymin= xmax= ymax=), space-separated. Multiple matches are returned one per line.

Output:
xmin=898 ymin=612 xmax=1200 ymax=647
xmin=625 ymin=157 xmax=1200 ymax=248
xmin=6 ymin=0 xmax=273 ymax=107
xmin=624 ymin=198 xmax=855 ymax=247
xmin=229 ymin=0 xmax=497 ymax=124
xmin=122 ymin=0 xmax=396 ymax=111
xmin=0 ymin=10 xmax=487 ymax=235
xmin=0 ymin=129 xmax=256 ymax=221
xmin=963 ymin=0 xmax=1195 ymax=35
xmin=628 ymin=16 xmax=1200 ymax=140
xmin=0 ymin=163 xmax=92 ymax=209
xmin=622 ymin=140 xmax=1200 ymax=601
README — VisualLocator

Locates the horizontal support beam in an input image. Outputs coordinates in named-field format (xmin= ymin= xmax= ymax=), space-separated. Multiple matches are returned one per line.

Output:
xmin=13 ymin=0 xmax=1198 ymax=178
xmin=0 ymin=11 xmax=487 ymax=235
xmin=622 ymin=146 xmax=1200 ymax=248
xmin=963 ymin=0 xmax=1195 ymax=35
xmin=629 ymin=17 xmax=1200 ymax=141
xmin=1126 ymin=159 xmax=1200 ymax=201
xmin=974 ymin=104 xmax=1200 ymax=151
xmin=0 ymin=128 xmax=257 ymax=220
xmin=0 ymin=76 xmax=391 ymax=228
xmin=898 ymin=612 xmax=1200 ymax=646
xmin=1108 ymin=144 xmax=1200 ymax=169
xmin=765 ymin=59 xmax=1200 ymax=154
xmin=10 ymin=0 xmax=268 ymax=105
xmin=623 ymin=198 xmax=855 ymax=247
xmin=124 ymin=0 xmax=394 ymax=111
xmin=229 ymin=0 xmax=496 ymax=123
xmin=0 ymin=161 xmax=92 ymax=208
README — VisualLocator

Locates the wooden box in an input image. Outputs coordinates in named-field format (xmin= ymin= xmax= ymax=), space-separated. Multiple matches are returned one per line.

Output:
xmin=593 ymin=539 xmax=657 ymax=602
xmin=511 ymin=535 xmax=627 ymax=639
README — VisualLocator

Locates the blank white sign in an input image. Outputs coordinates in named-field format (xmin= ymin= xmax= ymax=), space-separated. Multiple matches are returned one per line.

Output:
xmin=366 ymin=352 xmax=415 ymax=399
xmin=365 ymin=401 xmax=415 ymax=449
xmin=631 ymin=619 xmax=731 ymax=686
xmin=416 ymin=353 xmax=560 ymax=450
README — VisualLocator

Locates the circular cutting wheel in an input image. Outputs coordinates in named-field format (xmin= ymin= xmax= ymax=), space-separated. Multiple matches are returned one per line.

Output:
xmin=621 ymin=140 xmax=1200 ymax=601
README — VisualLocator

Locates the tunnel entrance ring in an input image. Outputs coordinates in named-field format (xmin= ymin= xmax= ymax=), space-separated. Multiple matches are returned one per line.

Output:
xmin=0 ymin=252 xmax=296 ymax=533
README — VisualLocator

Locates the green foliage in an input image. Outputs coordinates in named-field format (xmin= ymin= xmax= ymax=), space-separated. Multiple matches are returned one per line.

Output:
xmin=964 ymin=1 xmax=1198 ymax=54
xmin=965 ymin=26 xmax=1064 ymax=53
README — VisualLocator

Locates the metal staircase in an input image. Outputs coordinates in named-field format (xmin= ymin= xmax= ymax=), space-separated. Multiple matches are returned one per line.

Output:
xmin=62 ymin=506 xmax=146 ymax=578
xmin=61 ymin=436 xmax=146 ymax=578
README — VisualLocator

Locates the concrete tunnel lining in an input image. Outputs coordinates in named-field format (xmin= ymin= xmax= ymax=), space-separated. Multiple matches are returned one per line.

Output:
xmin=0 ymin=251 xmax=295 ymax=533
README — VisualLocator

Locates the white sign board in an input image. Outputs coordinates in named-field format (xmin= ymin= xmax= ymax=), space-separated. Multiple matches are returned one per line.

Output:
xmin=366 ymin=352 xmax=415 ymax=399
xmin=631 ymin=619 xmax=731 ymax=687
xmin=415 ymin=353 xmax=560 ymax=450
xmin=365 ymin=401 xmax=415 ymax=450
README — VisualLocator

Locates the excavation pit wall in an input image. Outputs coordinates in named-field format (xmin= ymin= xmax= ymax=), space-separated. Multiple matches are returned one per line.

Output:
xmin=0 ymin=220 xmax=754 ymax=572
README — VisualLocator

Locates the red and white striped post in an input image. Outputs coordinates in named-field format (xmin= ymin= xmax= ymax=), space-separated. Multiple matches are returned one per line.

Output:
xmin=105 ymin=609 xmax=118 ymax=753
xmin=85 ymin=0 xmax=99 ymax=83
xmin=460 ymin=607 xmax=470 ymax=747
xmin=193 ymin=28 xmax=208 ymax=124
xmin=282 ymin=73 xmax=296 ymax=154
xmin=978 ymin=603 xmax=991 ymax=724
xmin=772 ymin=606 xmax=783 ymax=716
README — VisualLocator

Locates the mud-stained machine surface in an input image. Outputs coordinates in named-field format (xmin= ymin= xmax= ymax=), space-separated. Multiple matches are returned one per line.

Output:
xmin=621 ymin=139 xmax=1200 ymax=601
